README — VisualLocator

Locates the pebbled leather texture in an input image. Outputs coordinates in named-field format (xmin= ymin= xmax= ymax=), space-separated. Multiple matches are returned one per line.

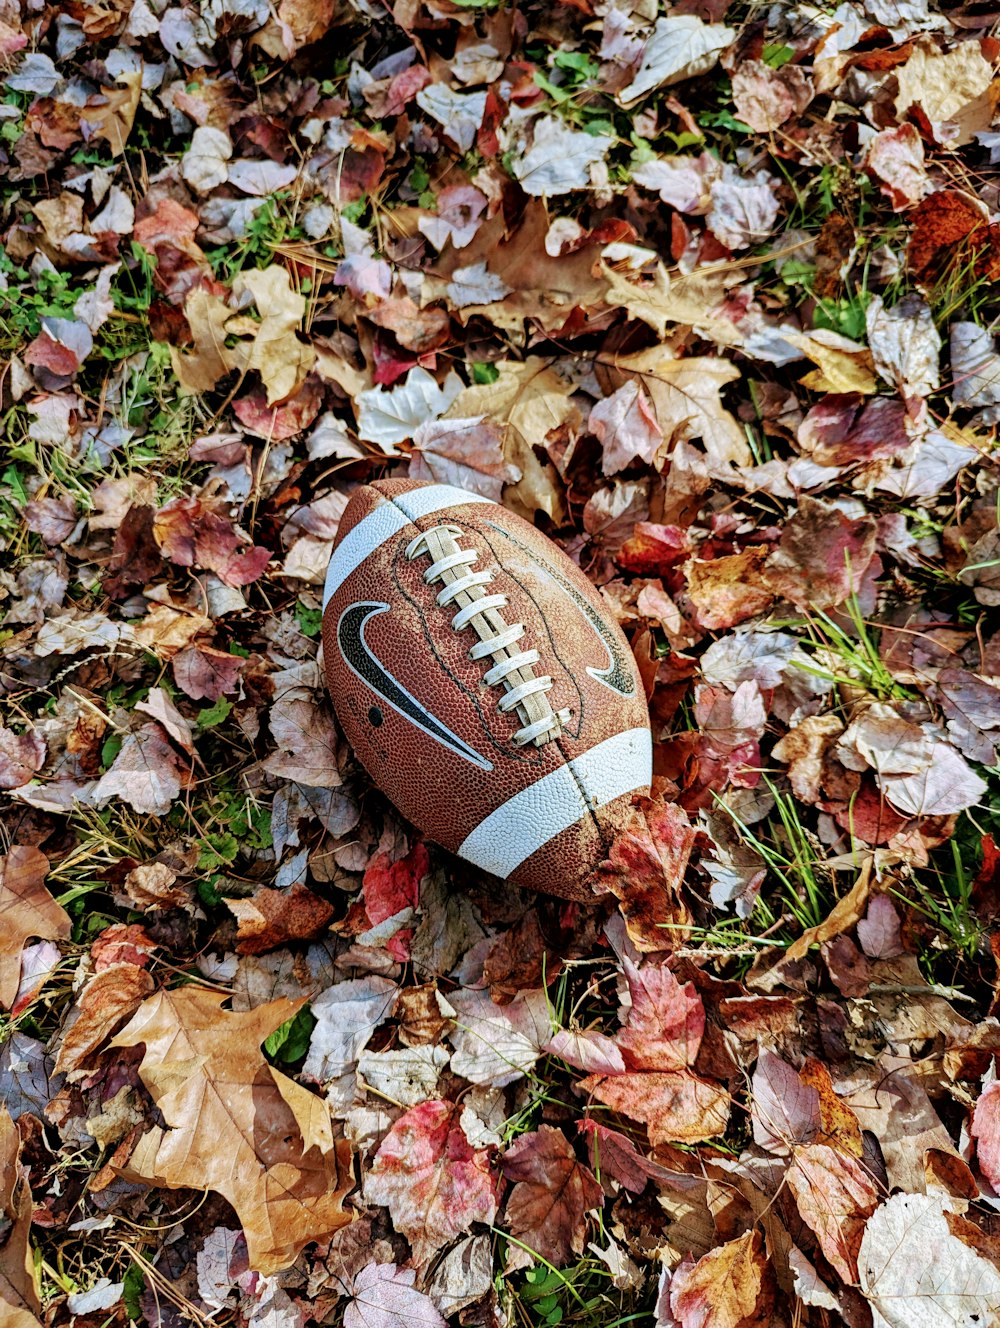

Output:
xmin=322 ymin=479 xmax=652 ymax=900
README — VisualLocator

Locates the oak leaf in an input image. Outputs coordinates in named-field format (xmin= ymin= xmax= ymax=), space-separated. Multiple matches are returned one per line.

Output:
xmin=0 ymin=848 xmax=70 ymax=1010
xmin=112 ymin=988 xmax=353 ymax=1274
xmin=501 ymin=1125 xmax=602 ymax=1267
xmin=363 ymin=1100 xmax=499 ymax=1267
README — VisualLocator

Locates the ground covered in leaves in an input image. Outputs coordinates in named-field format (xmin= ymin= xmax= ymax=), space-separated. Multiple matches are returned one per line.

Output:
xmin=2 ymin=0 xmax=1000 ymax=1324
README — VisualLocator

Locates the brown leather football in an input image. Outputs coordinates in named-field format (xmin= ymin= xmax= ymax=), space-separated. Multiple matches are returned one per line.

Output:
xmin=322 ymin=479 xmax=651 ymax=900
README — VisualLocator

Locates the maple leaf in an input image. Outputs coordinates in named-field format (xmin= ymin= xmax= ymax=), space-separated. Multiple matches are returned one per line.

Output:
xmin=764 ymin=496 xmax=878 ymax=611
xmin=0 ymin=847 xmax=70 ymax=1011
xmin=112 ymin=988 xmax=353 ymax=1274
xmin=586 ymin=792 xmax=695 ymax=952
xmin=580 ymin=1069 xmax=730 ymax=1147
xmin=362 ymin=1100 xmax=499 ymax=1267
xmin=501 ymin=1125 xmax=603 ymax=1266
xmin=663 ymin=1229 xmax=766 ymax=1328
xmin=344 ymin=1263 xmax=445 ymax=1328
xmin=446 ymin=986 xmax=551 ymax=1087
xmin=616 ymin=959 xmax=704 ymax=1072
xmin=0 ymin=1107 xmax=41 ymax=1328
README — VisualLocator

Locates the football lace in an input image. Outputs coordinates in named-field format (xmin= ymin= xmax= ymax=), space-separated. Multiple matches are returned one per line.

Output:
xmin=405 ymin=524 xmax=570 ymax=748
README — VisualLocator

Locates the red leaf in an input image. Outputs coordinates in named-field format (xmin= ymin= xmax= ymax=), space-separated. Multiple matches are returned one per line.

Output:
xmin=363 ymin=1100 xmax=499 ymax=1267
xmin=501 ymin=1125 xmax=603 ymax=1266
xmin=363 ymin=842 xmax=430 ymax=928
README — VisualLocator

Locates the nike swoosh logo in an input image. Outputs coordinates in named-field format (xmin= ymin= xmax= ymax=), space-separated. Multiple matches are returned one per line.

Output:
xmin=337 ymin=602 xmax=494 ymax=771
xmin=484 ymin=523 xmax=636 ymax=698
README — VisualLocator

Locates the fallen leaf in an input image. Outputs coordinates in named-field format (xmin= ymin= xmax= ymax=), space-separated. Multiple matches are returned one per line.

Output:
xmin=866 ymin=294 xmax=940 ymax=399
xmin=591 ymin=382 xmax=663 ymax=475
xmin=581 ymin=1068 xmax=730 ymax=1146
xmin=505 ymin=114 xmax=613 ymax=196
xmin=225 ymin=884 xmax=336 ymax=955
xmin=113 ymin=987 xmax=353 ymax=1274
xmin=858 ymin=1192 xmax=1000 ymax=1327
xmin=619 ymin=16 xmax=735 ymax=104
xmin=0 ymin=728 xmax=46 ymax=791
xmin=786 ymin=1143 xmax=879 ymax=1281
xmin=707 ymin=164 xmax=781 ymax=251
xmin=667 ymin=1229 xmax=766 ymax=1328
xmin=0 ymin=1106 xmax=41 ymax=1328
xmin=880 ymin=742 xmax=987 ymax=816
xmin=501 ymin=1125 xmax=602 ymax=1266
xmin=363 ymin=1100 xmax=499 ymax=1266
xmin=54 ymin=964 xmax=155 ymax=1077
xmin=764 ymin=496 xmax=877 ymax=611
xmin=446 ymin=986 xmax=551 ymax=1087
xmin=895 ymin=40 xmax=999 ymax=146
xmin=865 ymin=125 xmax=927 ymax=209
xmin=751 ymin=1050 xmax=820 ymax=1155
xmin=586 ymin=794 xmax=695 ymax=952
xmin=356 ymin=367 xmax=463 ymax=451
xmin=0 ymin=848 xmax=70 ymax=1011
xmin=93 ymin=723 xmax=189 ymax=815
xmin=263 ymin=697 xmax=342 ymax=789
xmin=785 ymin=865 xmax=872 ymax=963
xmin=971 ymin=1080 xmax=1000 ymax=1189
xmin=304 ymin=975 xmax=397 ymax=1083
xmin=344 ymin=1263 xmax=446 ymax=1328
xmin=79 ymin=70 xmax=141 ymax=156
xmin=732 ymin=59 xmax=813 ymax=132
xmin=410 ymin=416 xmax=520 ymax=499
xmin=684 ymin=550 xmax=773 ymax=630
xmin=616 ymin=959 xmax=703 ymax=1072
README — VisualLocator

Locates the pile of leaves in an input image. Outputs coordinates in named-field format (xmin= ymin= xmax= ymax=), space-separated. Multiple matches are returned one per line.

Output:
xmin=2 ymin=0 xmax=1000 ymax=1323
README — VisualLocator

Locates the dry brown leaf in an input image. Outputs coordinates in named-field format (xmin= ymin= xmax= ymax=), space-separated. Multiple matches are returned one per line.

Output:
xmin=227 ymin=266 xmax=316 ymax=405
xmin=79 ymin=70 xmax=141 ymax=156
xmin=446 ymin=359 xmax=574 ymax=523
xmin=0 ymin=1107 xmax=42 ymax=1328
xmin=784 ymin=863 xmax=872 ymax=963
xmin=113 ymin=987 xmax=353 ymax=1274
xmin=602 ymin=259 xmax=744 ymax=346
xmin=225 ymin=883 xmax=336 ymax=954
xmin=895 ymin=40 xmax=999 ymax=146
xmin=0 ymin=847 xmax=70 ymax=1010
xmin=55 ymin=964 xmax=155 ymax=1078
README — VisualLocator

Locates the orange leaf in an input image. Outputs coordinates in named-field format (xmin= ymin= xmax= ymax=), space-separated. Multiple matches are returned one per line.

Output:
xmin=112 ymin=987 xmax=353 ymax=1273
xmin=668 ymin=1228 xmax=766 ymax=1328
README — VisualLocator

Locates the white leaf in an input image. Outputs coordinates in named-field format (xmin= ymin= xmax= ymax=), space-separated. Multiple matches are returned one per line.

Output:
xmin=415 ymin=85 xmax=487 ymax=153
xmin=446 ymin=986 xmax=551 ymax=1087
xmin=66 ymin=1281 xmax=124 ymax=1314
xmin=181 ymin=126 xmax=232 ymax=193
xmin=875 ymin=430 xmax=979 ymax=499
xmin=357 ymin=1044 xmax=449 ymax=1107
xmin=508 ymin=115 xmax=614 ymax=197
xmin=707 ymin=163 xmax=780 ymax=250
xmin=227 ymin=159 xmax=298 ymax=196
xmin=880 ymin=742 xmax=987 ymax=816
xmin=304 ymin=976 xmax=397 ymax=1082
xmin=951 ymin=322 xmax=1000 ymax=408
xmin=446 ymin=261 xmax=512 ymax=309
xmin=866 ymin=295 xmax=940 ymax=398
xmin=859 ymin=1192 xmax=1000 ymax=1327
xmin=345 ymin=1263 xmax=446 ymax=1328
xmin=619 ymin=16 xmax=735 ymax=104
xmin=356 ymin=367 xmax=463 ymax=450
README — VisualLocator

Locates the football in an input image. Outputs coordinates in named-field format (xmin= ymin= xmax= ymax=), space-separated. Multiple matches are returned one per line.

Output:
xmin=322 ymin=479 xmax=652 ymax=901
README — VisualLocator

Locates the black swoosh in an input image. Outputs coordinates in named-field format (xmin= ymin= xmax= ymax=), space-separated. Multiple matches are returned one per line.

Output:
xmin=484 ymin=523 xmax=636 ymax=697
xmin=337 ymin=601 xmax=493 ymax=771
